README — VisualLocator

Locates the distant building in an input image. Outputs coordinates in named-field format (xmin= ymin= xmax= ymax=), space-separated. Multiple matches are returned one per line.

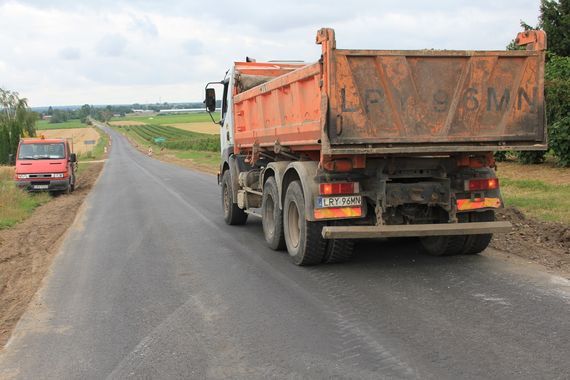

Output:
xmin=42 ymin=115 xmax=52 ymax=121
xmin=158 ymin=108 xmax=218 ymax=114
xmin=131 ymin=109 xmax=154 ymax=114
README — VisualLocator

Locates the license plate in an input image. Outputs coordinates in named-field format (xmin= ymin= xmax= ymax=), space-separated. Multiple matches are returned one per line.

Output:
xmin=33 ymin=185 xmax=49 ymax=190
xmin=317 ymin=195 xmax=362 ymax=208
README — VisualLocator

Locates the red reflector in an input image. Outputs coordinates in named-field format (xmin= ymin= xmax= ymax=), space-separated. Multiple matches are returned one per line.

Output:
xmin=319 ymin=182 xmax=358 ymax=195
xmin=465 ymin=178 xmax=499 ymax=191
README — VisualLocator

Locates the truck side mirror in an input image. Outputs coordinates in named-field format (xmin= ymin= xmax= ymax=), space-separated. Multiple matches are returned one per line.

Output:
xmin=70 ymin=153 xmax=77 ymax=163
xmin=205 ymin=88 xmax=216 ymax=113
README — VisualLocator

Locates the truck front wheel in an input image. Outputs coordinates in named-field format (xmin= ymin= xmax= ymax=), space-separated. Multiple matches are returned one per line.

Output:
xmin=283 ymin=180 xmax=326 ymax=265
xmin=262 ymin=177 xmax=285 ymax=250
xmin=221 ymin=171 xmax=248 ymax=225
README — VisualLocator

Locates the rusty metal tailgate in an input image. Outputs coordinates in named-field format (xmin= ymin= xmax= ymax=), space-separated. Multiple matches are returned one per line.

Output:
xmin=327 ymin=46 xmax=546 ymax=150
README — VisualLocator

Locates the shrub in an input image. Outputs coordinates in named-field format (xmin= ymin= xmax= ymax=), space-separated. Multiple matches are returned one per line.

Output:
xmin=549 ymin=116 xmax=570 ymax=167
xmin=517 ymin=151 xmax=546 ymax=164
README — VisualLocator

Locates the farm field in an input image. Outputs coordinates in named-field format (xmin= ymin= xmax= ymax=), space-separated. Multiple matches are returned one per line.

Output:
xmin=166 ymin=122 xmax=219 ymax=134
xmin=110 ymin=112 xmax=219 ymax=126
xmin=42 ymin=127 xmax=101 ymax=155
xmin=113 ymin=124 xmax=219 ymax=152
xmin=36 ymin=119 xmax=86 ymax=130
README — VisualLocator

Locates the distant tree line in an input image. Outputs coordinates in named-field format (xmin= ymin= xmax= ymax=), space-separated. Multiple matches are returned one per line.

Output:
xmin=0 ymin=88 xmax=38 ymax=164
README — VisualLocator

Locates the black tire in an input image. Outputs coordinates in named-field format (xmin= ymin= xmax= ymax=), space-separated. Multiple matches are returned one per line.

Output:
xmin=70 ymin=175 xmax=75 ymax=192
xmin=324 ymin=238 xmax=355 ymax=264
xmin=420 ymin=235 xmax=466 ymax=256
xmin=262 ymin=177 xmax=285 ymax=250
xmin=283 ymin=180 xmax=326 ymax=266
xmin=461 ymin=210 xmax=494 ymax=255
xmin=221 ymin=171 xmax=248 ymax=225
xmin=323 ymin=221 xmax=355 ymax=264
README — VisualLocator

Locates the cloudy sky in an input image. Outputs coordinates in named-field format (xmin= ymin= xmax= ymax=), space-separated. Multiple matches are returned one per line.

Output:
xmin=0 ymin=0 xmax=541 ymax=107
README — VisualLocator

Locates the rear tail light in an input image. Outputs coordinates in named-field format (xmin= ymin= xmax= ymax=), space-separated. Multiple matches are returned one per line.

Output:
xmin=319 ymin=182 xmax=359 ymax=195
xmin=465 ymin=178 xmax=499 ymax=191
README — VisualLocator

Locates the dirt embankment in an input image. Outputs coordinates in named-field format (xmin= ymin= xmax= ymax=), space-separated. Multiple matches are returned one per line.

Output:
xmin=0 ymin=162 xmax=104 ymax=347
xmin=491 ymin=207 xmax=570 ymax=277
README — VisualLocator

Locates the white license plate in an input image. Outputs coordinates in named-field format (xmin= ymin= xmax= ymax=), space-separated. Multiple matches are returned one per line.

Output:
xmin=317 ymin=195 xmax=362 ymax=208
xmin=33 ymin=185 xmax=49 ymax=189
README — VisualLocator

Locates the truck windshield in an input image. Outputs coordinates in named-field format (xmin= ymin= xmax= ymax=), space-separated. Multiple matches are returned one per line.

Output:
xmin=18 ymin=143 xmax=66 ymax=160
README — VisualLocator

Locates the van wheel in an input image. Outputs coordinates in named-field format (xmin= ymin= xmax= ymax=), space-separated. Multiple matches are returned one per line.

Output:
xmin=262 ymin=177 xmax=285 ymax=250
xmin=221 ymin=171 xmax=247 ymax=225
xmin=461 ymin=210 xmax=494 ymax=255
xmin=283 ymin=180 xmax=326 ymax=266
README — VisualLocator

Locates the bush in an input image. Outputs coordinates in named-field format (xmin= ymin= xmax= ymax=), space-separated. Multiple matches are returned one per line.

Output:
xmin=550 ymin=116 xmax=570 ymax=167
xmin=517 ymin=151 xmax=546 ymax=164
xmin=494 ymin=151 xmax=510 ymax=162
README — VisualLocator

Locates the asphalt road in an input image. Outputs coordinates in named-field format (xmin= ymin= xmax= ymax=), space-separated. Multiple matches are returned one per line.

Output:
xmin=1 ymin=125 xmax=569 ymax=379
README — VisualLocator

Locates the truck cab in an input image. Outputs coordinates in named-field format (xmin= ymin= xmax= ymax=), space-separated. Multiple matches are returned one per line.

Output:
xmin=15 ymin=137 xmax=77 ymax=193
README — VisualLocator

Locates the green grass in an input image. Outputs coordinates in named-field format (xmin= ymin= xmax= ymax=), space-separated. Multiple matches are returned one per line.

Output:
xmin=0 ymin=167 xmax=51 ymax=229
xmin=501 ymin=178 xmax=570 ymax=224
xmin=111 ymin=112 xmax=219 ymax=125
xmin=36 ymin=119 xmax=86 ymax=130
xmin=174 ymin=151 xmax=219 ymax=168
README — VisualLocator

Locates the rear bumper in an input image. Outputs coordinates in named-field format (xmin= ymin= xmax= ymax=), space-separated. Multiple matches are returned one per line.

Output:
xmin=321 ymin=221 xmax=512 ymax=239
xmin=16 ymin=179 xmax=69 ymax=192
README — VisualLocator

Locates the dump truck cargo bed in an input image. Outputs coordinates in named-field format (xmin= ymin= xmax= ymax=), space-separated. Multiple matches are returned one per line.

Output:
xmin=233 ymin=29 xmax=546 ymax=156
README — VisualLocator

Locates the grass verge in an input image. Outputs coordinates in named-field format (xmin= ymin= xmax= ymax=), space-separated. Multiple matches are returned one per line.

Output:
xmin=496 ymin=160 xmax=570 ymax=224
xmin=0 ymin=167 xmax=51 ymax=229
xmin=500 ymin=178 xmax=570 ymax=224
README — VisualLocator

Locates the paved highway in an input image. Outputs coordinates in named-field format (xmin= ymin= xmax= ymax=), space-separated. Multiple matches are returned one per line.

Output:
xmin=1 ymin=125 xmax=569 ymax=379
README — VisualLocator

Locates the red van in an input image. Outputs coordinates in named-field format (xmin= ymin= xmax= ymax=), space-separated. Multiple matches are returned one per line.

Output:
xmin=15 ymin=137 xmax=77 ymax=193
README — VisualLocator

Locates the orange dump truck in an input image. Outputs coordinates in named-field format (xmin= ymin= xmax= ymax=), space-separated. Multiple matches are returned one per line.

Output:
xmin=204 ymin=28 xmax=547 ymax=265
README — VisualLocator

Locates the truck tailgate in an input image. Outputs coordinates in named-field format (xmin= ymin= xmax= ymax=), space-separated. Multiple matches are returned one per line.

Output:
xmin=327 ymin=48 xmax=546 ymax=148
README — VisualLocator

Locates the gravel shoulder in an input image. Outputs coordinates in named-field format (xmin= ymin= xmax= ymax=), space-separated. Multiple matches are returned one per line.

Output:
xmin=0 ymin=162 xmax=104 ymax=347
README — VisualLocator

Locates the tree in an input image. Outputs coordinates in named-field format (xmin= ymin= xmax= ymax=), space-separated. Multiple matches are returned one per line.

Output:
xmin=0 ymin=88 xmax=37 ymax=164
xmin=539 ymin=0 xmax=570 ymax=56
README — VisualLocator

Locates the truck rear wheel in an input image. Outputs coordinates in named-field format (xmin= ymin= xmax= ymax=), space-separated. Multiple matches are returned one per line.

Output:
xmin=221 ymin=171 xmax=248 ymax=225
xmin=262 ymin=177 xmax=285 ymax=250
xmin=283 ymin=180 xmax=326 ymax=266
xmin=323 ymin=221 xmax=355 ymax=263
xmin=420 ymin=235 xmax=466 ymax=256
xmin=461 ymin=210 xmax=494 ymax=255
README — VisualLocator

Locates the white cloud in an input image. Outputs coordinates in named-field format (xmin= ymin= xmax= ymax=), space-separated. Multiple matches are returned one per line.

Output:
xmin=0 ymin=0 xmax=541 ymax=106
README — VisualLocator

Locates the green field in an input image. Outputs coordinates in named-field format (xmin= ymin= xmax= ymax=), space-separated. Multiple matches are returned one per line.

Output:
xmin=111 ymin=112 xmax=219 ymax=125
xmin=115 ymin=124 xmax=219 ymax=152
xmin=36 ymin=119 xmax=86 ymax=130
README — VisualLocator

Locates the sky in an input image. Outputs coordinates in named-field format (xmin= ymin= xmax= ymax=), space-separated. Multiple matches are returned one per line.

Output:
xmin=0 ymin=0 xmax=541 ymax=107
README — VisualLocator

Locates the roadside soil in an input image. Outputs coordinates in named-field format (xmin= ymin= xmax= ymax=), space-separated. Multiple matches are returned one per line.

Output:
xmin=490 ymin=207 xmax=570 ymax=277
xmin=0 ymin=162 xmax=104 ymax=347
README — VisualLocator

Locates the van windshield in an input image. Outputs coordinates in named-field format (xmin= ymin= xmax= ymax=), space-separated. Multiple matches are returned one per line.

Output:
xmin=18 ymin=143 xmax=66 ymax=160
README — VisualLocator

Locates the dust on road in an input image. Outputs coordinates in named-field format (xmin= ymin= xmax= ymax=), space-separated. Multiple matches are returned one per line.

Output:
xmin=0 ymin=162 xmax=104 ymax=347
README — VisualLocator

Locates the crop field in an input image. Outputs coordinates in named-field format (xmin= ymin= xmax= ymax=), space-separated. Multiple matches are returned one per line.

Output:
xmin=166 ymin=122 xmax=219 ymax=135
xmin=36 ymin=119 xmax=86 ymax=130
xmin=116 ymin=124 xmax=219 ymax=152
xmin=42 ymin=127 xmax=101 ymax=155
xmin=111 ymin=112 xmax=219 ymax=126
